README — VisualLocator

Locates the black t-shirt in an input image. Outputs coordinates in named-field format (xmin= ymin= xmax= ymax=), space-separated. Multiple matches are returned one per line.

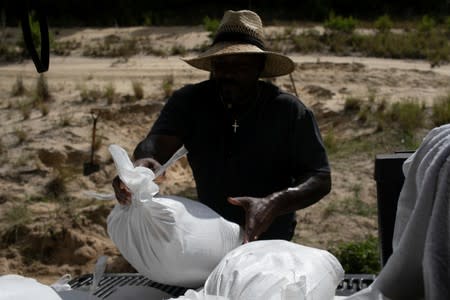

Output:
xmin=150 ymin=79 xmax=329 ymax=240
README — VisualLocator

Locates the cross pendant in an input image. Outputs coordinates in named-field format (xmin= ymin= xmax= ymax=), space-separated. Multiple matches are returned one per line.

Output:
xmin=232 ymin=119 xmax=239 ymax=133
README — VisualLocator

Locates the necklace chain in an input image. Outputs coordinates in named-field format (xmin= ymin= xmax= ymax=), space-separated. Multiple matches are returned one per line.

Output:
xmin=219 ymin=87 xmax=261 ymax=134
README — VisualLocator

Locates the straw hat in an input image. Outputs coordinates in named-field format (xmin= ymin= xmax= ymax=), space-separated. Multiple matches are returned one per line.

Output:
xmin=183 ymin=10 xmax=295 ymax=78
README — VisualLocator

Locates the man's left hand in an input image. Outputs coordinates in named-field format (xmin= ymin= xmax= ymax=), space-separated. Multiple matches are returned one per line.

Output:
xmin=228 ymin=196 xmax=277 ymax=243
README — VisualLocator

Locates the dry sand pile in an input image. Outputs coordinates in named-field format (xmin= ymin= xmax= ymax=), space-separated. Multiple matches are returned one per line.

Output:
xmin=0 ymin=26 xmax=449 ymax=284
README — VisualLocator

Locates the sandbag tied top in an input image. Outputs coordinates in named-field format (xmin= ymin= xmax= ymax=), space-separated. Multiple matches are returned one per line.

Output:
xmin=106 ymin=144 xmax=243 ymax=287
xmin=109 ymin=144 xmax=159 ymax=204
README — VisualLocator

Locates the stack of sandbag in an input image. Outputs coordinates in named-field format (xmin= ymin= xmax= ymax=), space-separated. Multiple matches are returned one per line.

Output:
xmin=106 ymin=144 xmax=243 ymax=288
xmin=172 ymin=240 xmax=344 ymax=300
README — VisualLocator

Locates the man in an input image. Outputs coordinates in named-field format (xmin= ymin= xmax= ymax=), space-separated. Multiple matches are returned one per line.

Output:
xmin=113 ymin=10 xmax=331 ymax=243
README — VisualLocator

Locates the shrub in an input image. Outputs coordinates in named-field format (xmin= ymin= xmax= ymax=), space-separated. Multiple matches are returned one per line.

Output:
xmin=103 ymin=82 xmax=116 ymax=104
xmin=446 ymin=16 xmax=450 ymax=35
xmin=344 ymin=97 xmax=362 ymax=112
xmin=388 ymin=100 xmax=425 ymax=133
xmin=171 ymin=44 xmax=187 ymax=55
xmin=34 ymin=74 xmax=51 ymax=103
xmin=329 ymin=236 xmax=381 ymax=274
xmin=142 ymin=12 xmax=153 ymax=26
xmin=18 ymin=101 xmax=32 ymax=120
xmin=132 ymin=81 xmax=144 ymax=100
xmin=53 ymin=40 xmax=81 ymax=56
xmin=79 ymin=85 xmax=102 ymax=102
xmin=162 ymin=75 xmax=174 ymax=98
xmin=292 ymin=30 xmax=324 ymax=53
xmin=432 ymin=93 xmax=450 ymax=126
xmin=324 ymin=12 xmax=358 ymax=33
xmin=14 ymin=128 xmax=28 ymax=144
xmin=117 ymin=39 xmax=138 ymax=58
xmin=418 ymin=15 xmax=436 ymax=33
xmin=203 ymin=16 xmax=220 ymax=38
xmin=45 ymin=175 xmax=67 ymax=200
xmin=11 ymin=76 xmax=26 ymax=97
xmin=38 ymin=102 xmax=49 ymax=116
xmin=5 ymin=203 xmax=31 ymax=227
xmin=374 ymin=15 xmax=393 ymax=33
xmin=59 ymin=113 xmax=73 ymax=127
xmin=323 ymin=130 xmax=338 ymax=155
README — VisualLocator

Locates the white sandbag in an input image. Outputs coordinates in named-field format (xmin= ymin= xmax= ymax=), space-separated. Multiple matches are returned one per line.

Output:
xmin=0 ymin=275 xmax=62 ymax=300
xmin=106 ymin=144 xmax=243 ymax=287
xmin=171 ymin=240 xmax=344 ymax=300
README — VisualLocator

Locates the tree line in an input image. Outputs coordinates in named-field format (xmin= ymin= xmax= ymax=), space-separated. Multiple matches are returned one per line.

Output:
xmin=1 ymin=0 xmax=449 ymax=27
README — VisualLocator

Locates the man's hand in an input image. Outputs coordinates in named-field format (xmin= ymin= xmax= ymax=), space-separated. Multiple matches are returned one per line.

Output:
xmin=228 ymin=196 xmax=277 ymax=243
xmin=112 ymin=157 xmax=162 ymax=205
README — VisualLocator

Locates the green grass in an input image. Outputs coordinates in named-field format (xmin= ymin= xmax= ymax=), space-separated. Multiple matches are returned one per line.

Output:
xmin=2 ymin=203 xmax=32 ymax=244
xmin=203 ymin=16 xmax=220 ymax=38
xmin=329 ymin=235 xmax=381 ymax=274
xmin=432 ymin=93 xmax=450 ymax=126
xmin=284 ymin=16 xmax=450 ymax=65
xmin=5 ymin=203 xmax=31 ymax=226
xmin=320 ymin=91 xmax=443 ymax=161
xmin=342 ymin=184 xmax=377 ymax=217
xmin=323 ymin=184 xmax=377 ymax=219
xmin=79 ymin=84 xmax=102 ymax=102
xmin=52 ymin=40 xmax=81 ymax=56
xmin=374 ymin=15 xmax=393 ymax=33
xmin=387 ymin=100 xmax=425 ymax=134
xmin=103 ymin=82 xmax=116 ymax=104
xmin=323 ymin=130 xmax=338 ymax=155
xmin=292 ymin=30 xmax=323 ymax=53
xmin=171 ymin=44 xmax=187 ymax=55
xmin=162 ymin=75 xmax=174 ymax=98
xmin=83 ymin=36 xmax=139 ymax=58
xmin=324 ymin=12 xmax=358 ymax=33
xmin=34 ymin=74 xmax=52 ymax=103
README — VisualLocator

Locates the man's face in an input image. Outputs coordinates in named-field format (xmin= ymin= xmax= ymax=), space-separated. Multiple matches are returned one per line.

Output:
xmin=211 ymin=54 xmax=265 ymax=105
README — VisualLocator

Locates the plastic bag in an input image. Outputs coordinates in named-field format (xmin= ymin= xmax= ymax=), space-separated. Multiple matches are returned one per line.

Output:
xmin=0 ymin=275 xmax=62 ymax=300
xmin=171 ymin=240 xmax=344 ymax=300
xmin=106 ymin=144 xmax=243 ymax=287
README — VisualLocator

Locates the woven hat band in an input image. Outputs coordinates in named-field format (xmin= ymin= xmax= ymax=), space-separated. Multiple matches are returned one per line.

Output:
xmin=213 ymin=32 xmax=265 ymax=50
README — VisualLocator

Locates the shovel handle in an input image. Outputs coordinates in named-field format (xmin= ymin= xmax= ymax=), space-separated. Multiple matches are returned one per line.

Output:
xmin=90 ymin=112 xmax=99 ymax=163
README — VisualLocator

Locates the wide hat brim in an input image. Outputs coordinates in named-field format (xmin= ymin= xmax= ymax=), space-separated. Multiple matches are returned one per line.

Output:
xmin=183 ymin=42 xmax=295 ymax=78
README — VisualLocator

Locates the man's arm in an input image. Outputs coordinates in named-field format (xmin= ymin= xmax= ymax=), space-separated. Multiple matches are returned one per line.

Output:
xmin=229 ymin=171 xmax=331 ymax=243
xmin=269 ymin=171 xmax=331 ymax=213
xmin=133 ymin=134 xmax=183 ymax=163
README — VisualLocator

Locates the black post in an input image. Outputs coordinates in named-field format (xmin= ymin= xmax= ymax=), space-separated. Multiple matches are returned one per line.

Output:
xmin=374 ymin=152 xmax=413 ymax=266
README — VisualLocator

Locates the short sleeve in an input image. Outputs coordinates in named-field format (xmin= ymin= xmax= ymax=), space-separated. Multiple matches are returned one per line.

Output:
xmin=150 ymin=85 xmax=193 ymax=139
xmin=291 ymin=106 xmax=330 ymax=178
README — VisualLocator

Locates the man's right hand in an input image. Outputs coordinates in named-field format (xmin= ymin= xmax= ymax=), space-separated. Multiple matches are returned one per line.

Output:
xmin=112 ymin=157 xmax=162 ymax=205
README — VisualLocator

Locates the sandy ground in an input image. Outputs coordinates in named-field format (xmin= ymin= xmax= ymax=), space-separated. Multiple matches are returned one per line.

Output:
xmin=0 ymin=26 xmax=449 ymax=285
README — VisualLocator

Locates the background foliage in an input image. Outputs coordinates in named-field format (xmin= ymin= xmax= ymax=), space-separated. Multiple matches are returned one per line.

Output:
xmin=1 ymin=0 xmax=450 ymax=26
